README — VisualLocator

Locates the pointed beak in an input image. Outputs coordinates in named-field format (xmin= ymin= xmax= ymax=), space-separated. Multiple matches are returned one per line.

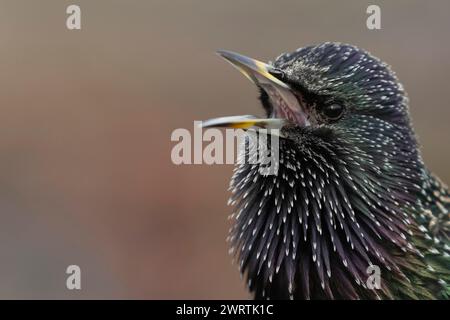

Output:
xmin=216 ymin=50 xmax=290 ymax=90
xmin=201 ymin=115 xmax=285 ymax=130
xmin=203 ymin=50 xmax=308 ymax=130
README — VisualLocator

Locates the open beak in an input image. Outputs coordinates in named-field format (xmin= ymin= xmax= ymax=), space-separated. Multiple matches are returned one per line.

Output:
xmin=201 ymin=115 xmax=286 ymax=130
xmin=202 ymin=50 xmax=307 ymax=131
xmin=216 ymin=50 xmax=290 ymax=90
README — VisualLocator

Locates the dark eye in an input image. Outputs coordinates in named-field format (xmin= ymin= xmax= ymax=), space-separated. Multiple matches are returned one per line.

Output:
xmin=322 ymin=103 xmax=344 ymax=120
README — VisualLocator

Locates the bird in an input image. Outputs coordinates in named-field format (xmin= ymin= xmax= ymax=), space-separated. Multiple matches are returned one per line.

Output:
xmin=202 ymin=42 xmax=450 ymax=300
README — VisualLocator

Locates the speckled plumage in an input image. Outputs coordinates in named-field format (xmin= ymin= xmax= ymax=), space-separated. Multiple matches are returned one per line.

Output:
xmin=225 ymin=43 xmax=450 ymax=299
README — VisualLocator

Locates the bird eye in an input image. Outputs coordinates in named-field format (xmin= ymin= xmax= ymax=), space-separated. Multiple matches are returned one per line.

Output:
xmin=322 ymin=103 xmax=344 ymax=121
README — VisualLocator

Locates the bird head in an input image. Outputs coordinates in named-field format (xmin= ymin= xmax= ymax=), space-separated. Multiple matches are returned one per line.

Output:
xmin=205 ymin=42 xmax=415 ymax=151
xmin=204 ymin=43 xmax=428 ymax=299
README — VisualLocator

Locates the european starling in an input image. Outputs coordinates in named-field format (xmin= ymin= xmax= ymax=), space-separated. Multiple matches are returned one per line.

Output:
xmin=202 ymin=43 xmax=450 ymax=299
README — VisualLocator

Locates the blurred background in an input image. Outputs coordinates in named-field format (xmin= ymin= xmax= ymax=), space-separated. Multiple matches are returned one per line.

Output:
xmin=0 ymin=0 xmax=448 ymax=299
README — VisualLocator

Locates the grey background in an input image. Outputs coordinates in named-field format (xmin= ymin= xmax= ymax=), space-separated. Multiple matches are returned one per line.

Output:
xmin=0 ymin=0 xmax=448 ymax=298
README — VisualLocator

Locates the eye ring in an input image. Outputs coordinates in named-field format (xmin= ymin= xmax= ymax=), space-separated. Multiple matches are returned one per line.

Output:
xmin=321 ymin=103 xmax=344 ymax=121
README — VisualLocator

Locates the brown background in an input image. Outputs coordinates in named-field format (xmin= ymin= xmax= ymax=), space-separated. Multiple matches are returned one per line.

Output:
xmin=0 ymin=0 xmax=448 ymax=299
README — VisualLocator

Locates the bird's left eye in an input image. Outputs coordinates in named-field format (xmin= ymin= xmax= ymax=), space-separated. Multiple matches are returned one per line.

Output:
xmin=322 ymin=103 xmax=344 ymax=121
